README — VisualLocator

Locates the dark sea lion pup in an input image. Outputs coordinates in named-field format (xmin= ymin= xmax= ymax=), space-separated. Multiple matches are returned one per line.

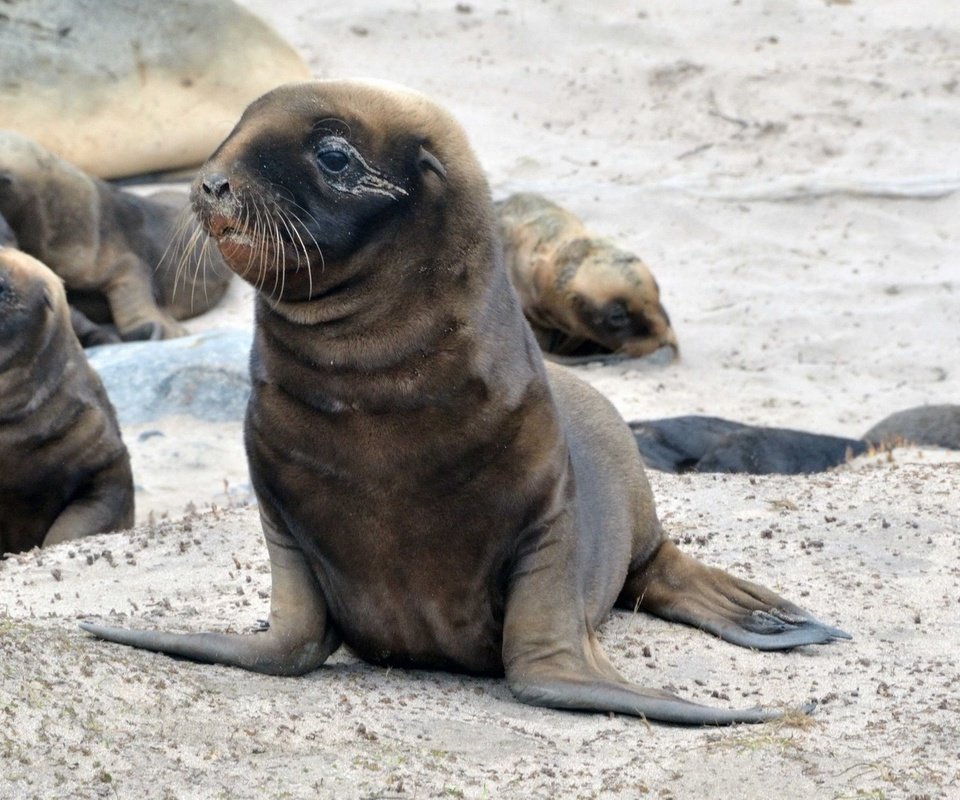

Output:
xmin=80 ymin=80 xmax=849 ymax=725
xmin=0 ymin=248 xmax=134 ymax=554
xmin=0 ymin=131 xmax=231 ymax=342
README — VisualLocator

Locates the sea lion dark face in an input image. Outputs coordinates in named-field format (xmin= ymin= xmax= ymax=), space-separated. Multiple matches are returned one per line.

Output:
xmin=560 ymin=240 xmax=676 ymax=358
xmin=82 ymin=80 xmax=848 ymax=726
xmin=191 ymin=82 xmax=449 ymax=303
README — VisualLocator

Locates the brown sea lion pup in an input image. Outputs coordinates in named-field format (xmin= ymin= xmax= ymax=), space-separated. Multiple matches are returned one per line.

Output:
xmin=0 ymin=248 xmax=134 ymax=555
xmin=0 ymin=131 xmax=231 ymax=342
xmin=496 ymin=192 xmax=679 ymax=363
xmin=80 ymin=80 xmax=848 ymax=726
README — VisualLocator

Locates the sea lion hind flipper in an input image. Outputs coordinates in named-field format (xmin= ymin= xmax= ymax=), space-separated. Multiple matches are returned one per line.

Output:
xmin=621 ymin=539 xmax=852 ymax=650
xmin=508 ymin=673 xmax=783 ymax=726
xmin=502 ymin=534 xmax=787 ymax=726
xmin=80 ymin=512 xmax=340 ymax=675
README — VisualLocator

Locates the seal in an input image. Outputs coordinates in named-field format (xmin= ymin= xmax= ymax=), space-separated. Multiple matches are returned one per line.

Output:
xmin=497 ymin=192 xmax=678 ymax=362
xmin=0 ymin=131 xmax=231 ymax=342
xmin=80 ymin=80 xmax=848 ymax=725
xmin=0 ymin=0 xmax=310 ymax=179
xmin=630 ymin=416 xmax=867 ymax=474
xmin=864 ymin=405 xmax=960 ymax=450
xmin=630 ymin=406 xmax=960 ymax=475
xmin=0 ymin=247 xmax=134 ymax=555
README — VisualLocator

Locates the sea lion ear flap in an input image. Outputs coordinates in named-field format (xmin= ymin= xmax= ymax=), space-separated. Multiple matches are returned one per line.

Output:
xmin=417 ymin=145 xmax=447 ymax=183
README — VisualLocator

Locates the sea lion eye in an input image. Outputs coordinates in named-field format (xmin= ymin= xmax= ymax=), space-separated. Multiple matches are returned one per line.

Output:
xmin=317 ymin=149 xmax=350 ymax=173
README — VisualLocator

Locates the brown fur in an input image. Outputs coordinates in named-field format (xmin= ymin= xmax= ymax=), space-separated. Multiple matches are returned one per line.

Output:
xmin=0 ymin=248 xmax=134 ymax=554
xmin=0 ymin=131 xmax=231 ymax=342
xmin=497 ymin=192 xmax=678 ymax=361
xmin=80 ymin=81 xmax=847 ymax=725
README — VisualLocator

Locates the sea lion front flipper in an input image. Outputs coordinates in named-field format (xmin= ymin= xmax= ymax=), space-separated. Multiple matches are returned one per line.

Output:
xmin=69 ymin=306 xmax=121 ymax=347
xmin=80 ymin=511 xmax=340 ymax=676
xmin=620 ymin=539 xmax=851 ymax=650
xmin=102 ymin=257 xmax=187 ymax=341
xmin=43 ymin=457 xmax=134 ymax=547
xmin=502 ymin=527 xmax=786 ymax=725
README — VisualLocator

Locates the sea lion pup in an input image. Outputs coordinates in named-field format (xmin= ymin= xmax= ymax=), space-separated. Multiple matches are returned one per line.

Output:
xmin=0 ymin=131 xmax=231 ymax=342
xmin=631 ymin=406 xmax=960 ymax=475
xmin=864 ymin=405 xmax=960 ymax=451
xmin=630 ymin=416 xmax=867 ymax=475
xmin=80 ymin=80 xmax=848 ymax=726
xmin=496 ymin=192 xmax=678 ymax=363
xmin=0 ymin=248 xmax=134 ymax=554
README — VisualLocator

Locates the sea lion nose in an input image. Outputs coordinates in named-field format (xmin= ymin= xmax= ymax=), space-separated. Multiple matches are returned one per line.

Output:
xmin=201 ymin=173 xmax=232 ymax=199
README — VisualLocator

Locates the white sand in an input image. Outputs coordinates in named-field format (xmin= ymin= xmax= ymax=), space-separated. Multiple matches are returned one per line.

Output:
xmin=2 ymin=1 xmax=959 ymax=798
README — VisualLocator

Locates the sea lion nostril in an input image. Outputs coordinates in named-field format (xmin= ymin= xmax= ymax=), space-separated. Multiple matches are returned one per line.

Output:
xmin=202 ymin=173 xmax=231 ymax=199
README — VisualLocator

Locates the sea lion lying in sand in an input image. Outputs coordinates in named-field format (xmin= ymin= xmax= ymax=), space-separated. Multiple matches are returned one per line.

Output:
xmin=0 ymin=131 xmax=231 ymax=343
xmin=0 ymin=248 xmax=134 ymax=554
xmin=630 ymin=405 xmax=960 ymax=474
xmin=0 ymin=0 xmax=310 ymax=179
xmin=497 ymin=192 xmax=678 ymax=363
xmin=81 ymin=80 xmax=848 ymax=726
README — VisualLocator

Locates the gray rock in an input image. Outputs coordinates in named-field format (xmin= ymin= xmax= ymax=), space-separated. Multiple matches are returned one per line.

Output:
xmin=87 ymin=329 xmax=252 ymax=424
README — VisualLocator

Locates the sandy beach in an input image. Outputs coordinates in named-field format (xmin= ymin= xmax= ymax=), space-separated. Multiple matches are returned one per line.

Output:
xmin=2 ymin=1 xmax=958 ymax=797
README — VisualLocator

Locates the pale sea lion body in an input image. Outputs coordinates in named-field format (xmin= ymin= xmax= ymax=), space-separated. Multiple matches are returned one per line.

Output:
xmin=0 ymin=131 xmax=231 ymax=342
xmin=0 ymin=0 xmax=310 ymax=179
xmin=81 ymin=81 xmax=848 ymax=725
xmin=497 ymin=192 xmax=678 ymax=362
xmin=0 ymin=248 xmax=133 ymax=554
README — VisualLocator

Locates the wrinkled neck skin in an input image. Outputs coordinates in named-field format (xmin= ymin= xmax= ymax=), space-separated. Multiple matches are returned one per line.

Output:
xmin=0 ymin=309 xmax=72 ymax=422
xmin=251 ymin=188 xmax=546 ymax=415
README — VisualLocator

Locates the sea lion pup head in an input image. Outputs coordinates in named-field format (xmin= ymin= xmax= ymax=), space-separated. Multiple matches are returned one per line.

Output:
xmin=191 ymin=80 xmax=488 ymax=314
xmin=556 ymin=238 xmax=678 ymax=359
xmin=0 ymin=247 xmax=66 ymax=351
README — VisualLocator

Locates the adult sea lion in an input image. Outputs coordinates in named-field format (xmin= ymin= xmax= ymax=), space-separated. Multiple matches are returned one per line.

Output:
xmin=0 ymin=131 xmax=231 ymax=342
xmin=80 ymin=80 xmax=848 ymax=725
xmin=497 ymin=192 xmax=678 ymax=363
xmin=0 ymin=0 xmax=310 ymax=179
xmin=0 ymin=248 xmax=134 ymax=554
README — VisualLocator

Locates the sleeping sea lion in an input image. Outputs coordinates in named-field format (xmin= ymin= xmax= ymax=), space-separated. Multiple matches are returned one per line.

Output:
xmin=630 ymin=406 xmax=960 ymax=475
xmin=0 ymin=131 xmax=231 ymax=342
xmin=0 ymin=0 xmax=310 ymax=179
xmin=80 ymin=80 xmax=848 ymax=726
xmin=497 ymin=192 xmax=678 ymax=363
xmin=0 ymin=247 xmax=134 ymax=554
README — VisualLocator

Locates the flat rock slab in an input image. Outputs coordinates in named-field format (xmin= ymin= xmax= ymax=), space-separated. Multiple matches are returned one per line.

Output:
xmin=87 ymin=329 xmax=253 ymax=425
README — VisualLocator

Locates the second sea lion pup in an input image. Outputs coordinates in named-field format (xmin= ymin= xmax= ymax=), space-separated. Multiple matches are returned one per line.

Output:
xmin=497 ymin=192 xmax=679 ymax=362
xmin=80 ymin=80 xmax=849 ymax=725
xmin=0 ymin=131 xmax=231 ymax=342
xmin=0 ymin=248 xmax=134 ymax=554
